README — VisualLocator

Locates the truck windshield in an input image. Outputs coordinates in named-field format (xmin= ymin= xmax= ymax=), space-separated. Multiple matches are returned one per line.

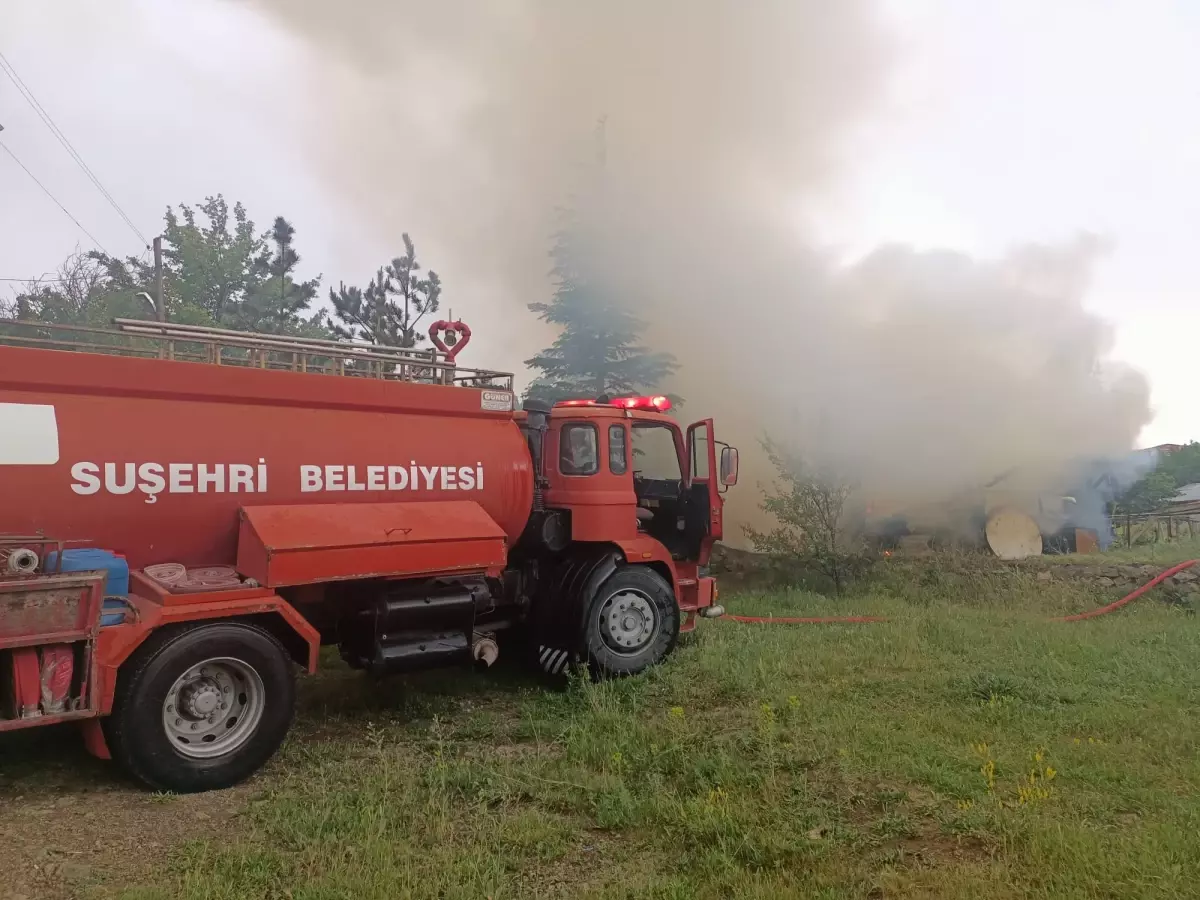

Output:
xmin=631 ymin=424 xmax=682 ymax=481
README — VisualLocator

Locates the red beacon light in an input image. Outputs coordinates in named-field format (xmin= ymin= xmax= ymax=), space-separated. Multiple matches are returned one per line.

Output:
xmin=612 ymin=395 xmax=672 ymax=412
xmin=553 ymin=395 xmax=672 ymax=412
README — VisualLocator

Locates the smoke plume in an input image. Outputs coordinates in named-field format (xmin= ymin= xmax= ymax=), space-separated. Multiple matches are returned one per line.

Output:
xmin=240 ymin=0 xmax=1152 ymax=543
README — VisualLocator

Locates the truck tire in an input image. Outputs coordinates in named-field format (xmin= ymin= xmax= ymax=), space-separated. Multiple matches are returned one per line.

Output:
xmin=582 ymin=566 xmax=680 ymax=678
xmin=103 ymin=621 xmax=295 ymax=793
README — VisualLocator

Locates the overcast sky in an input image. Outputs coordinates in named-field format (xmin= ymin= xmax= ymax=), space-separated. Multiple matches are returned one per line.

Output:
xmin=2 ymin=0 xmax=1196 ymax=446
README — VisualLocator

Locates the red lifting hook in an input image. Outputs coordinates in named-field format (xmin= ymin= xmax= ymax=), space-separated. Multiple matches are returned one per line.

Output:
xmin=428 ymin=319 xmax=472 ymax=362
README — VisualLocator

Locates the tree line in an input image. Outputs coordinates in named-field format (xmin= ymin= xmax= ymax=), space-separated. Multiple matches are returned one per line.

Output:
xmin=1116 ymin=442 xmax=1200 ymax=514
xmin=1 ymin=193 xmax=677 ymax=403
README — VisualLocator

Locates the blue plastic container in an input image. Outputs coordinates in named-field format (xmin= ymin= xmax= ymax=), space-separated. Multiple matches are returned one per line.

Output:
xmin=45 ymin=548 xmax=130 ymax=597
xmin=101 ymin=597 xmax=132 ymax=627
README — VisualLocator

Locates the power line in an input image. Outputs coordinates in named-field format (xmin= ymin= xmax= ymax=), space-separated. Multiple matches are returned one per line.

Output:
xmin=2 ymin=244 xmax=154 ymax=284
xmin=1 ymin=245 xmax=153 ymax=283
xmin=0 ymin=140 xmax=109 ymax=254
xmin=0 ymin=49 xmax=146 ymax=246
xmin=0 ymin=48 xmax=148 ymax=248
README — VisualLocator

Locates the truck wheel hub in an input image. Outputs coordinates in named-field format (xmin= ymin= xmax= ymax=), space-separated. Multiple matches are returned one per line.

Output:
xmin=162 ymin=656 xmax=266 ymax=760
xmin=180 ymin=682 xmax=222 ymax=718
xmin=599 ymin=590 xmax=658 ymax=654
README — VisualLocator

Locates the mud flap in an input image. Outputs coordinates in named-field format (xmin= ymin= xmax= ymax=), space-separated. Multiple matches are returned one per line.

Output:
xmin=535 ymin=643 xmax=574 ymax=676
xmin=530 ymin=551 xmax=620 ymax=676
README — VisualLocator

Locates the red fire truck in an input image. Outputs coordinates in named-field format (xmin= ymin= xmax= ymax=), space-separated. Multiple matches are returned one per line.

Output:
xmin=0 ymin=318 xmax=737 ymax=792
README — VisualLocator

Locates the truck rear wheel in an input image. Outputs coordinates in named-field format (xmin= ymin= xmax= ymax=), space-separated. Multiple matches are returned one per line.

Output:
xmin=583 ymin=567 xmax=680 ymax=678
xmin=104 ymin=622 xmax=295 ymax=793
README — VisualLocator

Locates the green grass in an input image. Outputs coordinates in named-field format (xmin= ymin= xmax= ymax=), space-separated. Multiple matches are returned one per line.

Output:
xmin=1040 ymin=535 xmax=1200 ymax=567
xmin=117 ymin=568 xmax=1200 ymax=900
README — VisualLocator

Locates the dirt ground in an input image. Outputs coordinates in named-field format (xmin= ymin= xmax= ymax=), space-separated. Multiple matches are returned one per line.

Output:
xmin=0 ymin=724 xmax=261 ymax=900
xmin=0 ymin=656 xmax=485 ymax=900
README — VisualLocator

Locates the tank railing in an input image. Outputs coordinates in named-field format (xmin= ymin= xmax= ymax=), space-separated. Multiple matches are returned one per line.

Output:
xmin=113 ymin=319 xmax=443 ymax=364
xmin=0 ymin=318 xmax=515 ymax=390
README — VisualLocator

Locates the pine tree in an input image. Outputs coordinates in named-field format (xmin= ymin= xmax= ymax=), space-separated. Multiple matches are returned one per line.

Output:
xmin=239 ymin=217 xmax=323 ymax=333
xmin=386 ymin=234 xmax=442 ymax=347
xmin=329 ymin=234 xmax=441 ymax=348
xmin=523 ymin=206 xmax=677 ymax=404
xmin=524 ymin=117 xmax=678 ymax=404
xmin=329 ymin=268 xmax=395 ymax=344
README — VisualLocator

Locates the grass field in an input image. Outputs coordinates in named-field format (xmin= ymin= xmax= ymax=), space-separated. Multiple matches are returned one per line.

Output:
xmin=4 ymin=559 xmax=1200 ymax=899
xmin=1040 ymin=535 xmax=1200 ymax=567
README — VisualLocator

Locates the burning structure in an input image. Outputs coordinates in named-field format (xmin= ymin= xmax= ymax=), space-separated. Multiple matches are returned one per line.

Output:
xmin=865 ymin=450 xmax=1159 ymax=560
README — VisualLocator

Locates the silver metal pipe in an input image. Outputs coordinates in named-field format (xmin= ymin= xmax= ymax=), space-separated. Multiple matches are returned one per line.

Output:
xmin=113 ymin=318 xmax=446 ymax=363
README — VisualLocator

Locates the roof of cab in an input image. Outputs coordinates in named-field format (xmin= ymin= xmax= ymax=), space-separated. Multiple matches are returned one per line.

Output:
xmin=514 ymin=406 xmax=675 ymax=423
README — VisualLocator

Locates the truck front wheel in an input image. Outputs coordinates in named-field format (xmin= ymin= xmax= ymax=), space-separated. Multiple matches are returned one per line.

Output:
xmin=104 ymin=622 xmax=295 ymax=793
xmin=583 ymin=567 xmax=680 ymax=678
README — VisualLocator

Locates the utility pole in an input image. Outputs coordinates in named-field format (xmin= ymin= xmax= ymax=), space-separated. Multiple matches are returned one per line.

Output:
xmin=152 ymin=235 xmax=165 ymax=322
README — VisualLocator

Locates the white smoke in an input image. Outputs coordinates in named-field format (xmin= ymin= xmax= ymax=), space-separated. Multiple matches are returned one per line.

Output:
xmin=235 ymin=0 xmax=1151 ymax=541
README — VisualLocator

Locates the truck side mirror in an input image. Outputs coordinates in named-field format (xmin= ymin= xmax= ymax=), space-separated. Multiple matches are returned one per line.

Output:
xmin=719 ymin=446 xmax=739 ymax=486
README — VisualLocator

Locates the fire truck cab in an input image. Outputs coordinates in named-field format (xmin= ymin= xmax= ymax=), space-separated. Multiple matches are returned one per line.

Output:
xmin=513 ymin=395 xmax=739 ymax=676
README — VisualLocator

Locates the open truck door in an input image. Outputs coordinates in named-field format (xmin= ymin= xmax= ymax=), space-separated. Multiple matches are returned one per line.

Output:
xmin=686 ymin=418 xmax=722 ymax=560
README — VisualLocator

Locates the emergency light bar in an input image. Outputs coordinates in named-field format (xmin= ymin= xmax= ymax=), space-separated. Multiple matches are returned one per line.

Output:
xmin=553 ymin=395 xmax=672 ymax=412
xmin=613 ymin=395 xmax=672 ymax=411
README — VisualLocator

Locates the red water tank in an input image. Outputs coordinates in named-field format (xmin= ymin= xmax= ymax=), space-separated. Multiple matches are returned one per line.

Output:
xmin=0 ymin=347 xmax=534 ymax=570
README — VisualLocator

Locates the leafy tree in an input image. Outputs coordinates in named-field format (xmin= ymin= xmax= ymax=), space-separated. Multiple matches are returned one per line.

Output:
xmin=1116 ymin=469 xmax=1179 ymax=515
xmin=1115 ymin=442 xmax=1200 ymax=514
xmin=1 ymin=248 xmax=153 ymax=325
xmin=7 ymin=197 xmax=327 ymax=338
xmin=329 ymin=234 xmax=441 ymax=348
xmin=744 ymin=439 xmax=872 ymax=595
xmin=523 ymin=203 xmax=677 ymax=404
xmin=89 ymin=195 xmax=270 ymax=325
xmin=1158 ymin=442 xmax=1200 ymax=491
xmin=0 ymin=248 xmax=190 ymax=354
xmin=161 ymin=195 xmax=270 ymax=322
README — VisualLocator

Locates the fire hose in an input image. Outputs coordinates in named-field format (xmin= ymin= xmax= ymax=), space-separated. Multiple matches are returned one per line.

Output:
xmin=721 ymin=559 xmax=1199 ymax=626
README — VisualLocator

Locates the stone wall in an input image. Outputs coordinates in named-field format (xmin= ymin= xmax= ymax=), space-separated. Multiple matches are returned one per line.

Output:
xmin=1026 ymin=562 xmax=1199 ymax=598
xmin=710 ymin=542 xmax=1198 ymax=599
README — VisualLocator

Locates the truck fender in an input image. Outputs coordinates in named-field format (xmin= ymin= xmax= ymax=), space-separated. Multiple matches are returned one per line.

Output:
xmin=531 ymin=549 xmax=620 ymax=675
xmin=571 ymin=553 xmax=622 ymax=646
xmin=612 ymin=538 xmax=678 ymax=590
xmin=95 ymin=592 xmax=320 ymax=715
xmin=83 ymin=593 xmax=319 ymax=762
